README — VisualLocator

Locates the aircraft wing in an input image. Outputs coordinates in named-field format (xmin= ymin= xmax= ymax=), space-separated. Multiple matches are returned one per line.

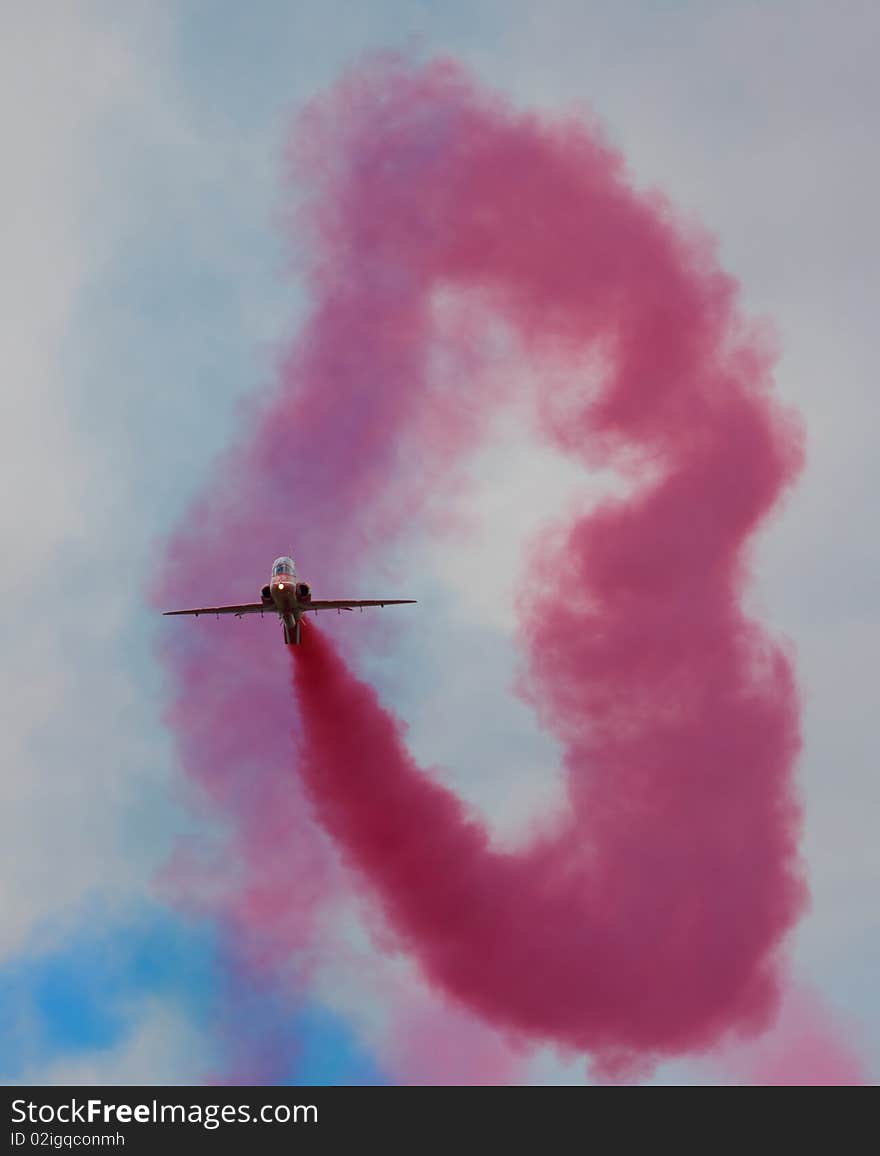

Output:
xmin=302 ymin=599 xmax=417 ymax=612
xmin=162 ymin=603 xmax=268 ymax=618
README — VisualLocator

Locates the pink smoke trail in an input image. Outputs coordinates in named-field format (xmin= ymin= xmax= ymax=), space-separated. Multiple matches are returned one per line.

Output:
xmin=158 ymin=55 xmax=863 ymax=1081
xmin=715 ymin=989 xmax=867 ymax=1086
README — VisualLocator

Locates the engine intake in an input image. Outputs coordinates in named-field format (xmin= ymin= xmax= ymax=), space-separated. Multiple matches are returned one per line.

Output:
xmin=295 ymin=582 xmax=312 ymax=602
xmin=260 ymin=585 xmax=272 ymax=602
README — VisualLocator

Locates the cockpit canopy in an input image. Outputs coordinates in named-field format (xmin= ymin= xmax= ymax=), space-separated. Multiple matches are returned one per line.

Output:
xmin=272 ymin=556 xmax=295 ymax=577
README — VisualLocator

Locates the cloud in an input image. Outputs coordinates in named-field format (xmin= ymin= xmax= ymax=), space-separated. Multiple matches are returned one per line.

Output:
xmin=0 ymin=905 xmax=217 ymax=1083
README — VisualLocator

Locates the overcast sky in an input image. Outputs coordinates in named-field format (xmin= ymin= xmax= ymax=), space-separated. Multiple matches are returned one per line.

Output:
xmin=1 ymin=0 xmax=877 ymax=1084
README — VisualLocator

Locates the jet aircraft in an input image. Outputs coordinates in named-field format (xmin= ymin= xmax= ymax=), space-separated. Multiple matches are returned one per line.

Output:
xmin=163 ymin=555 xmax=415 ymax=645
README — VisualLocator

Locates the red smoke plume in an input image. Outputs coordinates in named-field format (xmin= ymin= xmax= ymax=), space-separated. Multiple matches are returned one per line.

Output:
xmin=286 ymin=56 xmax=805 ymax=1076
xmin=716 ymin=989 xmax=867 ymax=1086
xmin=159 ymin=57 xmax=862 ymax=1080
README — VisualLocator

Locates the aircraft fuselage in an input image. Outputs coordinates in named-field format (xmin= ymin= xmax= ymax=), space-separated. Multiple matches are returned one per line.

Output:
xmin=264 ymin=556 xmax=310 ymax=644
